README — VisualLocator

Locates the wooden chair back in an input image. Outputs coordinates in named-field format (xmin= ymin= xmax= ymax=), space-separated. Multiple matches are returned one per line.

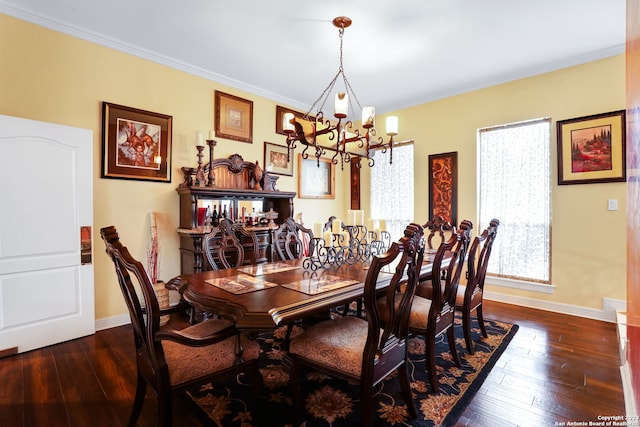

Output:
xmin=273 ymin=217 xmax=314 ymax=260
xmin=423 ymin=214 xmax=453 ymax=249
xmin=203 ymin=219 xmax=251 ymax=270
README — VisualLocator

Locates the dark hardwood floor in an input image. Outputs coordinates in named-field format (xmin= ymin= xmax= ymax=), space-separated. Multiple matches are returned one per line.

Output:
xmin=0 ymin=300 xmax=625 ymax=426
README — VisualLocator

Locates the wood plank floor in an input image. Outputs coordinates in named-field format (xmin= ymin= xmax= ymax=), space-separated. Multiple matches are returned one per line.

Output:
xmin=0 ymin=300 xmax=625 ymax=426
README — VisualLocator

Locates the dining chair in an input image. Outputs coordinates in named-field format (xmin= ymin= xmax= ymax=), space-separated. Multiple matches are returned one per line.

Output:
xmin=273 ymin=216 xmax=314 ymax=261
xmin=100 ymin=226 xmax=262 ymax=427
xmin=457 ymin=218 xmax=500 ymax=354
xmin=203 ymin=218 xmax=256 ymax=270
xmin=283 ymin=223 xmax=425 ymax=426
xmin=389 ymin=220 xmax=472 ymax=393
xmin=423 ymin=214 xmax=453 ymax=250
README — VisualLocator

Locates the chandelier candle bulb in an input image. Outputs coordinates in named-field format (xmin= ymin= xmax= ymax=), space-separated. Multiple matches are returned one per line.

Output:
xmin=362 ymin=107 xmax=375 ymax=128
xmin=334 ymin=93 xmax=348 ymax=118
xmin=196 ymin=132 xmax=205 ymax=147
xmin=386 ymin=116 xmax=398 ymax=136
xmin=283 ymin=113 xmax=295 ymax=133
xmin=332 ymin=218 xmax=342 ymax=234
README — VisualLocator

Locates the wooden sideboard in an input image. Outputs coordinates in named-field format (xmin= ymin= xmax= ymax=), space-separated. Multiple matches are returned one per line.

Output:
xmin=177 ymin=153 xmax=296 ymax=274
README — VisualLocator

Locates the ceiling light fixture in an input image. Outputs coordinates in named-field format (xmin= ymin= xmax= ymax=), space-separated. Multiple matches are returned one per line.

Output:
xmin=283 ymin=16 xmax=399 ymax=169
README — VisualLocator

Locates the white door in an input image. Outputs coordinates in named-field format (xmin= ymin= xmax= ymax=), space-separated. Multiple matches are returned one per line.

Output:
xmin=0 ymin=114 xmax=94 ymax=354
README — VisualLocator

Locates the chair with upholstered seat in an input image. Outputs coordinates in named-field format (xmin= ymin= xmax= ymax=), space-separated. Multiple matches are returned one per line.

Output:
xmin=456 ymin=218 xmax=499 ymax=354
xmin=273 ymin=216 xmax=314 ymax=261
xmin=386 ymin=220 xmax=472 ymax=393
xmin=423 ymin=214 xmax=453 ymax=249
xmin=284 ymin=223 xmax=425 ymax=426
xmin=100 ymin=226 xmax=262 ymax=427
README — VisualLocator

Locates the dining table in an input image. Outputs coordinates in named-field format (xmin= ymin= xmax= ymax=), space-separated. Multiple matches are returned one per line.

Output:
xmin=180 ymin=254 xmax=442 ymax=333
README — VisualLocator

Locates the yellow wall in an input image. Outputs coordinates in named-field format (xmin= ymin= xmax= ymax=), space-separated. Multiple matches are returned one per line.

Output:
xmin=363 ymin=55 xmax=626 ymax=309
xmin=0 ymin=14 xmax=346 ymax=319
xmin=1 ymin=13 xmax=626 ymax=319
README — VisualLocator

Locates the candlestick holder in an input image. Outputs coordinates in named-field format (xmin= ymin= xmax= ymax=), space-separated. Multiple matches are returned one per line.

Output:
xmin=368 ymin=230 xmax=391 ymax=256
xmin=206 ymin=139 xmax=217 ymax=187
xmin=195 ymin=145 xmax=206 ymax=187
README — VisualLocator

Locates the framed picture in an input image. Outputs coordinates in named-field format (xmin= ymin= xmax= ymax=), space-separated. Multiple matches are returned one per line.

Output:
xmin=428 ymin=151 xmax=458 ymax=226
xmin=275 ymin=105 xmax=315 ymax=135
xmin=557 ymin=110 xmax=626 ymax=185
xmin=215 ymin=90 xmax=253 ymax=143
xmin=264 ymin=141 xmax=293 ymax=176
xmin=298 ymin=155 xmax=335 ymax=199
xmin=102 ymin=102 xmax=172 ymax=182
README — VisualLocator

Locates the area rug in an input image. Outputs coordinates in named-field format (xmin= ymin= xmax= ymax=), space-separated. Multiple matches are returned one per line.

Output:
xmin=184 ymin=312 xmax=518 ymax=427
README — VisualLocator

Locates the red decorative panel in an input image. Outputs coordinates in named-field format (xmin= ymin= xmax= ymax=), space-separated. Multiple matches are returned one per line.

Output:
xmin=428 ymin=152 xmax=458 ymax=226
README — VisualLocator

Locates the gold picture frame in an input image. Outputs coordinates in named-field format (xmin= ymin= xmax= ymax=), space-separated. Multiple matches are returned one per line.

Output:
xmin=264 ymin=141 xmax=293 ymax=176
xmin=557 ymin=110 xmax=626 ymax=185
xmin=275 ymin=105 xmax=314 ymax=135
xmin=215 ymin=90 xmax=253 ymax=143
xmin=298 ymin=155 xmax=335 ymax=199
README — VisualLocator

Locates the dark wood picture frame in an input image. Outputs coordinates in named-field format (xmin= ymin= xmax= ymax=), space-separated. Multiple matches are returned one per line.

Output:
xmin=428 ymin=151 xmax=458 ymax=226
xmin=264 ymin=141 xmax=293 ymax=176
xmin=215 ymin=90 xmax=253 ymax=143
xmin=557 ymin=110 xmax=626 ymax=185
xmin=275 ymin=105 xmax=315 ymax=135
xmin=298 ymin=155 xmax=335 ymax=199
xmin=101 ymin=102 xmax=172 ymax=182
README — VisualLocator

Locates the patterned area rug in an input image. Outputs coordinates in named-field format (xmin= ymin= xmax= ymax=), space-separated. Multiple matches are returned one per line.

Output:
xmin=185 ymin=311 xmax=518 ymax=427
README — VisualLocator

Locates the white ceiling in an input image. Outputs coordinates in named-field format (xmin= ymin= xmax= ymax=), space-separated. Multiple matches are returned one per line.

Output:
xmin=0 ymin=0 xmax=627 ymax=115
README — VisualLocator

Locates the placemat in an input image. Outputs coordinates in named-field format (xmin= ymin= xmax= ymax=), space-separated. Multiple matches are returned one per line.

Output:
xmin=205 ymin=274 xmax=278 ymax=294
xmin=280 ymin=274 xmax=359 ymax=295
xmin=236 ymin=262 xmax=301 ymax=276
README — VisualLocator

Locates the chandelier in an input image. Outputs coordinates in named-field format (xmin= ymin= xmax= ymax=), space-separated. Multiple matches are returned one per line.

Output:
xmin=282 ymin=16 xmax=399 ymax=169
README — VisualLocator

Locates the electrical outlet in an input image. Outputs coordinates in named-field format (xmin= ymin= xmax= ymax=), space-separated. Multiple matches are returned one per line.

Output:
xmin=608 ymin=199 xmax=618 ymax=211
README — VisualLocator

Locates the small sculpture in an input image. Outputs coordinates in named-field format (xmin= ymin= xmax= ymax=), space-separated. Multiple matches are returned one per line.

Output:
xmin=253 ymin=161 xmax=263 ymax=190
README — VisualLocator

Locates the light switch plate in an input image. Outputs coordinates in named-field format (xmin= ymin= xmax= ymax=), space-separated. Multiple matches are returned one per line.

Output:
xmin=608 ymin=199 xmax=618 ymax=211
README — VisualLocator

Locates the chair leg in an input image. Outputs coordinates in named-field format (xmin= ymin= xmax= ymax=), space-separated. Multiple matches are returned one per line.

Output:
xmin=476 ymin=305 xmax=488 ymax=338
xmin=462 ymin=308 xmax=475 ymax=355
xmin=157 ymin=388 xmax=172 ymax=427
xmin=398 ymin=362 xmax=416 ymax=419
xmin=426 ymin=336 xmax=439 ymax=393
xmin=128 ymin=373 xmax=147 ymax=427
xmin=447 ymin=327 xmax=461 ymax=367
xmin=360 ymin=380 xmax=375 ymax=427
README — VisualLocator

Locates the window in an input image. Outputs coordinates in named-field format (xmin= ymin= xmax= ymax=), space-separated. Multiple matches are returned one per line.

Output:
xmin=370 ymin=143 xmax=414 ymax=240
xmin=478 ymin=118 xmax=551 ymax=283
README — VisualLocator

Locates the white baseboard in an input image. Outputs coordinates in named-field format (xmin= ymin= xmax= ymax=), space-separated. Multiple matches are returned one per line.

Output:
xmin=621 ymin=361 xmax=638 ymax=418
xmin=95 ymin=313 xmax=130 ymax=331
xmin=484 ymin=291 xmax=625 ymax=323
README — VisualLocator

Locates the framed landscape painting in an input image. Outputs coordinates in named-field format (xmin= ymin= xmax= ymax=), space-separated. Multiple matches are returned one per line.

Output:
xmin=264 ymin=141 xmax=293 ymax=176
xmin=298 ymin=155 xmax=335 ymax=199
xmin=557 ymin=110 xmax=626 ymax=185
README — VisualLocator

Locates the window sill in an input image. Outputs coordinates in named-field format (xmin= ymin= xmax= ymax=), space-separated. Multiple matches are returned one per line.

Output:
xmin=485 ymin=276 xmax=555 ymax=294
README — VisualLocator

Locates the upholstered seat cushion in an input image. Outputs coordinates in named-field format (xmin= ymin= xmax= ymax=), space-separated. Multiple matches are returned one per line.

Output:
xmin=162 ymin=319 xmax=261 ymax=386
xmin=288 ymin=316 xmax=370 ymax=377
xmin=377 ymin=293 xmax=433 ymax=331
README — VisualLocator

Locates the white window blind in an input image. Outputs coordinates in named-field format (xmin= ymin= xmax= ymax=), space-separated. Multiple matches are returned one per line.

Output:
xmin=478 ymin=118 xmax=551 ymax=283
xmin=370 ymin=143 xmax=414 ymax=241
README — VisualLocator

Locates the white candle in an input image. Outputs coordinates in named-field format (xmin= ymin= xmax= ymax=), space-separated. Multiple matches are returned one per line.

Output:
xmin=341 ymin=231 xmax=349 ymax=245
xmin=374 ymin=227 xmax=381 ymax=240
xmin=362 ymin=107 xmax=375 ymax=128
xmin=386 ymin=116 xmax=398 ymax=136
xmin=356 ymin=210 xmax=364 ymax=226
xmin=323 ymin=230 xmax=333 ymax=247
xmin=346 ymin=210 xmax=355 ymax=226
xmin=379 ymin=219 xmax=387 ymax=232
xmin=334 ymin=93 xmax=348 ymax=118
xmin=196 ymin=131 xmax=205 ymax=147
xmin=332 ymin=218 xmax=342 ymax=234
xmin=283 ymin=112 xmax=295 ymax=133
xmin=313 ymin=222 xmax=322 ymax=237
xmin=366 ymin=218 xmax=375 ymax=231
xmin=208 ymin=130 xmax=215 ymax=140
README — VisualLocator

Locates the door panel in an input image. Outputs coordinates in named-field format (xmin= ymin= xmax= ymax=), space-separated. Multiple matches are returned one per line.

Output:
xmin=0 ymin=114 xmax=94 ymax=353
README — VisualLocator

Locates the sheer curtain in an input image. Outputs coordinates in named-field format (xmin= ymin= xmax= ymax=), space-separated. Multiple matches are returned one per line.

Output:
xmin=370 ymin=143 xmax=414 ymax=241
xmin=478 ymin=118 xmax=551 ymax=283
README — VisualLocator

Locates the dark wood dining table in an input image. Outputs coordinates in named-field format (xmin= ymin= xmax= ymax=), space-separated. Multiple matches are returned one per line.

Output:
xmin=180 ymin=256 xmax=441 ymax=332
